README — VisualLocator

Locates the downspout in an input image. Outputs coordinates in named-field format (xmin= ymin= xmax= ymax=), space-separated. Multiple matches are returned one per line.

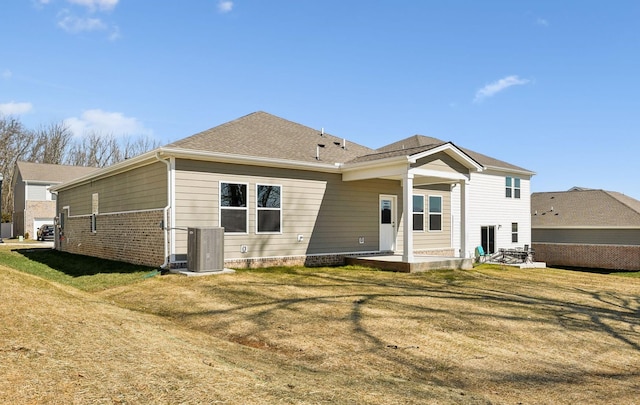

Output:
xmin=155 ymin=152 xmax=171 ymax=269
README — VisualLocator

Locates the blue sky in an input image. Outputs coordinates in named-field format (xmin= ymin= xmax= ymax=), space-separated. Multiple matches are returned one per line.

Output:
xmin=2 ymin=1 xmax=639 ymax=199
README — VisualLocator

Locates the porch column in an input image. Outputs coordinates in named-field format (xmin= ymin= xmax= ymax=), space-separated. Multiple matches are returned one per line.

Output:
xmin=402 ymin=171 xmax=414 ymax=262
xmin=460 ymin=180 xmax=469 ymax=258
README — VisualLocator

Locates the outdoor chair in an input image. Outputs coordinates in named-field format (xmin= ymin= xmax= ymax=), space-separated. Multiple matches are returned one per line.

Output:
xmin=475 ymin=246 xmax=491 ymax=263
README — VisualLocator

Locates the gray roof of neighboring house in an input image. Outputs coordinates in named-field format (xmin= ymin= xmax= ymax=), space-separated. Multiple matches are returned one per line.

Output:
xmin=532 ymin=189 xmax=640 ymax=228
xmin=375 ymin=135 xmax=533 ymax=173
xmin=15 ymin=161 xmax=99 ymax=184
xmin=166 ymin=111 xmax=375 ymax=164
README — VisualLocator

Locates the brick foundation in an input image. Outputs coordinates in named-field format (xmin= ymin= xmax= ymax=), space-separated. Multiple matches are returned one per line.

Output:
xmin=223 ymin=249 xmax=457 ymax=270
xmin=59 ymin=210 xmax=165 ymax=267
xmin=414 ymin=248 xmax=456 ymax=257
xmin=532 ymin=243 xmax=640 ymax=271
xmin=223 ymin=253 xmax=348 ymax=269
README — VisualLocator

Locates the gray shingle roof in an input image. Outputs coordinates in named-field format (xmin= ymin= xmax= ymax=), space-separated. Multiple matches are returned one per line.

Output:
xmin=532 ymin=189 xmax=640 ymax=228
xmin=347 ymin=143 xmax=445 ymax=164
xmin=166 ymin=111 xmax=375 ymax=164
xmin=167 ymin=114 xmax=533 ymax=173
xmin=376 ymin=135 xmax=444 ymax=153
xmin=16 ymin=161 xmax=99 ymax=184
xmin=376 ymin=135 xmax=533 ymax=173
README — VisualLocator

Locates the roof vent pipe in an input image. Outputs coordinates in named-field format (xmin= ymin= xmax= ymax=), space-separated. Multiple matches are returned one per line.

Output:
xmin=316 ymin=143 xmax=325 ymax=160
xmin=320 ymin=127 xmax=324 ymax=136
xmin=342 ymin=138 xmax=346 ymax=149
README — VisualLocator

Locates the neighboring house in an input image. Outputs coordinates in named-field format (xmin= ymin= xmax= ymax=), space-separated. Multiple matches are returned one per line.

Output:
xmin=51 ymin=111 xmax=534 ymax=269
xmin=12 ymin=162 xmax=99 ymax=238
xmin=532 ymin=188 xmax=640 ymax=271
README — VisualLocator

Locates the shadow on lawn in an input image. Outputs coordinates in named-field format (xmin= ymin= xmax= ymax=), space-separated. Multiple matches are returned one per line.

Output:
xmin=14 ymin=248 xmax=156 ymax=277
xmin=99 ymin=266 xmax=640 ymax=401
xmin=174 ymin=269 xmax=640 ymax=356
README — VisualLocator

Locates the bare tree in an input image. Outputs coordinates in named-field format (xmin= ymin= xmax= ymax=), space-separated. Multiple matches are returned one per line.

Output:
xmin=121 ymin=135 xmax=161 ymax=160
xmin=66 ymin=131 xmax=118 ymax=168
xmin=0 ymin=116 xmax=35 ymax=218
xmin=24 ymin=122 xmax=73 ymax=164
xmin=0 ymin=115 xmax=162 ymax=221
xmin=65 ymin=132 xmax=161 ymax=167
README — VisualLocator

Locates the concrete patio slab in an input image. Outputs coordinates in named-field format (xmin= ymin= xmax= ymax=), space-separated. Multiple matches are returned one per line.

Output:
xmin=345 ymin=254 xmax=473 ymax=273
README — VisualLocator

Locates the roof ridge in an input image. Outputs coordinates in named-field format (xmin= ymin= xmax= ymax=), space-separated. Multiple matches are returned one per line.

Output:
xmin=603 ymin=190 xmax=640 ymax=217
xmin=17 ymin=160 xmax=96 ymax=168
xmin=355 ymin=142 xmax=446 ymax=160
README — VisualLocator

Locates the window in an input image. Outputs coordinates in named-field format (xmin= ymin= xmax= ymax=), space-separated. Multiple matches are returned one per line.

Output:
xmin=90 ymin=214 xmax=97 ymax=233
xmin=506 ymin=177 xmax=521 ymax=199
xmin=220 ymin=182 xmax=248 ymax=233
xmin=428 ymin=195 xmax=442 ymax=231
xmin=412 ymin=195 xmax=424 ymax=231
xmin=511 ymin=222 xmax=518 ymax=243
xmin=256 ymin=184 xmax=281 ymax=233
xmin=59 ymin=212 xmax=65 ymax=229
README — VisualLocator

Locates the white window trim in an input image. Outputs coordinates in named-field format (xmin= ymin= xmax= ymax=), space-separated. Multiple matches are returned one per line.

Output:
xmin=428 ymin=195 xmax=443 ymax=232
xmin=255 ymin=183 xmax=283 ymax=234
xmin=219 ymin=181 xmax=249 ymax=234
xmin=412 ymin=194 xmax=425 ymax=232
xmin=506 ymin=177 xmax=521 ymax=199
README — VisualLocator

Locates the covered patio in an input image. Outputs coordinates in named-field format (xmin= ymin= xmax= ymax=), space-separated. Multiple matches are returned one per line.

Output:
xmin=341 ymin=142 xmax=484 ymax=264
xmin=345 ymin=254 xmax=473 ymax=273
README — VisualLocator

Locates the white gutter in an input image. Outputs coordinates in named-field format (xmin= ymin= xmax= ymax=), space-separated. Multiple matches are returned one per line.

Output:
xmin=157 ymin=147 xmax=342 ymax=172
xmin=50 ymin=150 xmax=158 ymax=192
xmin=483 ymin=164 xmax=536 ymax=176
xmin=155 ymin=152 xmax=171 ymax=269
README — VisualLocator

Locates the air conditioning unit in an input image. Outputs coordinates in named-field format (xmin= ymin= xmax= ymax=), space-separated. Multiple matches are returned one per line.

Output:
xmin=187 ymin=227 xmax=224 ymax=272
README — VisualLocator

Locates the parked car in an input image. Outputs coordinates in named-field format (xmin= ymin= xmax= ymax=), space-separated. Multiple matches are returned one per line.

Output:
xmin=37 ymin=224 xmax=55 ymax=241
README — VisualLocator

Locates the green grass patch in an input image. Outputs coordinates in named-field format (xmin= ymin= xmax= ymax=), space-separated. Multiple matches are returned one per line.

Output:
xmin=0 ymin=246 xmax=157 ymax=291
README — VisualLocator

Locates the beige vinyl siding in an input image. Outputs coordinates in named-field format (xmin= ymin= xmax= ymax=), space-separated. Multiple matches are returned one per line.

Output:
xmin=57 ymin=162 xmax=167 ymax=216
xmin=411 ymin=184 xmax=452 ymax=249
xmin=412 ymin=153 xmax=468 ymax=174
xmin=533 ymin=228 xmax=640 ymax=245
xmin=174 ymin=159 xmax=403 ymax=259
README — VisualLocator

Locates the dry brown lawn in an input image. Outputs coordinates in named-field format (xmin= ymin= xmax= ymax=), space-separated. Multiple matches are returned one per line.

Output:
xmin=2 ymin=263 xmax=639 ymax=404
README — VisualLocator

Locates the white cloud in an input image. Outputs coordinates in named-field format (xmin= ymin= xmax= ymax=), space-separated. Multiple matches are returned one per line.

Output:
xmin=49 ymin=1 xmax=121 ymax=39
xmin=1 ymin=69 xmax=11 ymax=79
xmin=32 ymin=0 xmax=51 ymax=8
xmin=57 ymin=10 xmax=107 ymax=33
xmin=65 ymin=109 xmax=153 ymax=137
xmin=67 ymin=0 xmax=119 ymax=12
xmin=474 ymin=75 xmax=530 ymax=103
xmin=536 ymin=18 xmax=549 ymax=27
xmin=0 ymin=101 xmax=33 ymax=116
xmin=218 ymin=1 xmax=233 ymax=13
xmin=108 ymin=25 xmax=121 ymax=41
